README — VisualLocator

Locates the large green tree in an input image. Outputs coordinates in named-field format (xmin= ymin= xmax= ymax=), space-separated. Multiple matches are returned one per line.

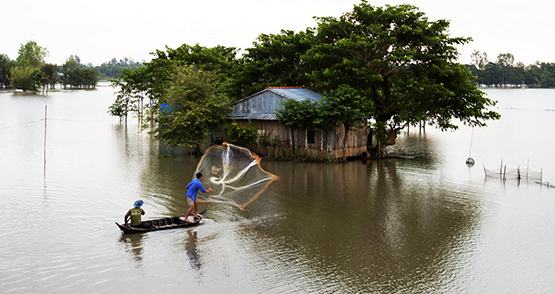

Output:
xmin=302 ymin=2 xmax=499 ymax=157
xmin=317 ymin=86 xmax=373 ymax=147
xmin=10 ymin=41 xmax=50 ymax=92
xmin=10 ymin=66 xmax=38 ymax=91
xmin=110 ymin=43 xmax=239 ymax=142
xmin=0 ymin=54 xmax=14 ymax=89
xmin=40 ymin=63 xmax=58 ymax=93
xmin=237 ymin=30 xmax=314 ymax=97
xmin=61 ymin=56 xmax=98 ymax=89
xmin=158 ymin=65 xmax=231 ymax=146
xmin=16 ymin=41 xmax=47 ymax=68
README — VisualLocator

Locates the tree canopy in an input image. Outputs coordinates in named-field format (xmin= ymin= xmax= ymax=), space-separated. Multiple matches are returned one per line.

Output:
xmin=9 ymin=41 xmax=50 ymax=92
xmin=16 ymin=41 xmax=47 ymax=68
xmin=109 ymin=1 xmax=500 ymax=157
xmin=61 ymin=55 xmax=98 ymax=89
xmin=158 ymin=65 xmax=231 ymax=145
xmin=236 ymin=30 xmax=314 ymax=97
xmin=0 ymin=54 xmax=14 ymax=89
xmin=109 ymin=44 xmax=239 ymax=145
xmin=96 ymin=57 xmax=142 ymax=78
xmin=305 ymin=3 xmax=498 ymax=131
xmin=253 ymin=2 xmax=499 ymax=156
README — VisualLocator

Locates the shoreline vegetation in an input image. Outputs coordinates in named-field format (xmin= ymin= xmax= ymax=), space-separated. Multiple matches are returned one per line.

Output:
xmin=468 ymin=51 xmax=555 ymax=89
xmin=0 ymin=42 xmax=141 ymax=94
xmin=107 ymin=1 xmax=500 ymax=160
xmin=2 ymin=2 xmax=553 ymax=160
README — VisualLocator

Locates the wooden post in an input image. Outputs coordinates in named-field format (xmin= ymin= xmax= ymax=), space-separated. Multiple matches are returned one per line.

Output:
xmin=43 ymin=105 xmax=47 ymax=180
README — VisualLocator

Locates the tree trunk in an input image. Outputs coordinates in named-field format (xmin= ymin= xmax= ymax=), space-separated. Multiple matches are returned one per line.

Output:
xmin=371 ymin=121 xmax=388 ymax=159
xmin=194 ymin=143 xmax=201 ymax=158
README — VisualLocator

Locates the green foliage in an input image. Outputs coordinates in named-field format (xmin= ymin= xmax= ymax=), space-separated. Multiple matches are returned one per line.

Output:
xmin=96 ymin=57 xmax=142 ymax=78
xmin=16 ymin=41 xmax=47 ymax=68
xmin=109 ymin=43 xmax=240 ymax=143
xmin=0 ymin=54 xmax=14 ymax=89
xmin=236 ymin=30 xmax=314 ymax=97
xmin=469 ymin=51 xmax=555 ymax=88
xmin=275 ymin=99 xmax=321 ymax=129
xmin=276 ymin=85 xmax=372 ymax=147
xmin=224 ymin=122 xmax=258 ymax=147
xmin=108 ymin=1 xmax=501 ymax=158
xmin=40 ymin=63 xmax=58 ymax=89
xmin=318 ymin=86 xmax=372 ymax=130
xmin=157 ymin=65 xmax=231 ymax=146
xmin=258 ymin=2 xmax=499 ymax=157
xmin=297 ymin=1 xmax=499 ymax=156
xmin=10 ymin=41 xmax=51 ymax=92
xmin=10 ymin=66 xmax=38 ymax=91
xmin=471 ymin=50 xmax=488 ymax=70
xmin=108 ymin=92 xmax=133 ymax=118
xmin=61 ymin=56 xmax=98 ymax=89
xmin=110 ymin=67 xmax=148 ymax=121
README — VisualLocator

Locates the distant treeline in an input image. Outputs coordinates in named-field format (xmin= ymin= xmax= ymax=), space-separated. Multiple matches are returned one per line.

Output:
xmin=96 ymin=57 xmax=142 ymax=78
xmin=467 ymin=51 xmax=555 ymax=88
xmin=0 ymin=41 xmax=141 ymax=93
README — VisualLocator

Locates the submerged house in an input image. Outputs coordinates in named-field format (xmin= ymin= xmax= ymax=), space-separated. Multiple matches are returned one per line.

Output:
xmin=228 ymin=87 xmax=368 ymax=160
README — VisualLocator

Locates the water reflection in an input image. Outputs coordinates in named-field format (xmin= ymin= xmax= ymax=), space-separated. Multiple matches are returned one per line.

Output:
xmin=119 ymin=234 xmax=144 ymax=267
xmin=185 ymin=230 xmax=201 ymax=272
xmin=247 ymin=159 xmax=481 ymax=292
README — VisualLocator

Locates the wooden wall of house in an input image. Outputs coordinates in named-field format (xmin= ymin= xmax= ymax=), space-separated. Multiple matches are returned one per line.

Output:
xmin=235 ymin=120 xmax=368 ymax=161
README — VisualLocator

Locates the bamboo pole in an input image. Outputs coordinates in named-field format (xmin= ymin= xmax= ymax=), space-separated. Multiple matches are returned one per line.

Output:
xmin=43 ymin=105 xmax=47 ymax=181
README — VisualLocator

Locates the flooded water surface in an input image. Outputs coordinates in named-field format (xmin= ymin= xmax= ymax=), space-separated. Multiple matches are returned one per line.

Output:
xmin=1 ymin=87 xmax=555 ymax=293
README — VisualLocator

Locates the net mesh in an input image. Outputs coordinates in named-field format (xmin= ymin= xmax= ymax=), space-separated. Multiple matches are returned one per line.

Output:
xmin=194 ymin=143 xmax=278 ymax=210
xmin=484 ymin=167 xmax=503 ymax=178
xmin=503 ymin=167 xmax=521 ymax=180
xmin=483 ymin=165 xmax=542 ymax=181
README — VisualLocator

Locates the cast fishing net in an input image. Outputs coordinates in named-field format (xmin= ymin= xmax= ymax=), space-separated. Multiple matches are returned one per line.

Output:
xmin=194 ymin=143 xmax=278 ymax=210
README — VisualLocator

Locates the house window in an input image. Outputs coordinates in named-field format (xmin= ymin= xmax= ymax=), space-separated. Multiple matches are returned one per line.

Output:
xmin=307 ymin=129 xmax=316 ymax=144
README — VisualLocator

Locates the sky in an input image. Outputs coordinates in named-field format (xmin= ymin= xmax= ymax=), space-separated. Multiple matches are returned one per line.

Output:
xmin=2 ymin=0 xmax=554 ymax=65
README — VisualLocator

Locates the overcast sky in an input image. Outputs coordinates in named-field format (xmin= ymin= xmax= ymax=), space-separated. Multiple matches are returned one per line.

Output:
xmin=2 ymin=0 xmax=553 ymax=65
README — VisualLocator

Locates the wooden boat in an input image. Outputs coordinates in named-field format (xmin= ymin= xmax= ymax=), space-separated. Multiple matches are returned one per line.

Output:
xmin=116 ymin=216 xmax=202 ymax=233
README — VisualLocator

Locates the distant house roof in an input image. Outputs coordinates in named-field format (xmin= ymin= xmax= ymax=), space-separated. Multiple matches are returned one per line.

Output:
xmin=265 ymin=87 xmax=322 ymax=102
xmin=228 ymin=87 xmax=323 ymax=121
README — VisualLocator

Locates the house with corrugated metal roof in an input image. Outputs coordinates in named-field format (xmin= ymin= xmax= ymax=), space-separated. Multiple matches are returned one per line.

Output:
xmin=228 ymin=86 xmax=368 ymax=160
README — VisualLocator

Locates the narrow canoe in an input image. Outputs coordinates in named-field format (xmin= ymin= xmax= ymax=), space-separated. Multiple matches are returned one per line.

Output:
xmin=116 ymin=216 xmax=202 ymax=233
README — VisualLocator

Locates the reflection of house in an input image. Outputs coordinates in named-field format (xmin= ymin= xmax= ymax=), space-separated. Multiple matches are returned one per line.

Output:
xmin=228 ymin=86 xmax=367 ymax=160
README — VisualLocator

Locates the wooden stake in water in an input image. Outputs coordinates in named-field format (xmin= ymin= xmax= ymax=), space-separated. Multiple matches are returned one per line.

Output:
xmin=43 ymin=105 xmax=47 ymax=180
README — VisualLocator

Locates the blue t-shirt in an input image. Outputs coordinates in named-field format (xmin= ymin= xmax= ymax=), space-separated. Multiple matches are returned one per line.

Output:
xmin=186 ymin=178 xmax=206 ymax=201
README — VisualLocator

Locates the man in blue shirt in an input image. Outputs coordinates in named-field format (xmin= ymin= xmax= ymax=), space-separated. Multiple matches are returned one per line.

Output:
xmin=184 ymin=172 xmax=212 ymax=222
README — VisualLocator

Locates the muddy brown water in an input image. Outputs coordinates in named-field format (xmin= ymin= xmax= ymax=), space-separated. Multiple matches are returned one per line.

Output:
xmin=1 ymin=87 xmax=555 ymax=293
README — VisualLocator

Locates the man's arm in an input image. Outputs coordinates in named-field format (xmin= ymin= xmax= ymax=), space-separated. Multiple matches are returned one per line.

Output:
xmin=200 ymin=183 xmax=213 ymax=193
xmin=124 ymin=210 xmax=130 ymax=224
xmin=198 ymin=182 xmax=207 ymax=193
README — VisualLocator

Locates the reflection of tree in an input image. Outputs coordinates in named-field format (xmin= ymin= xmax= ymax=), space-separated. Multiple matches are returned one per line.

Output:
xmin=112 ymin=123 xmax=200 ymax=216
xmin=118 ymin=233 xmax=144 ymax=267
xmin=185 ymin=230 xmax=201 ymax=271
xmin=248 ymin=159 xmax=481 ymax=292
xmin=387 ymin=131 xmax=439 ymax=165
